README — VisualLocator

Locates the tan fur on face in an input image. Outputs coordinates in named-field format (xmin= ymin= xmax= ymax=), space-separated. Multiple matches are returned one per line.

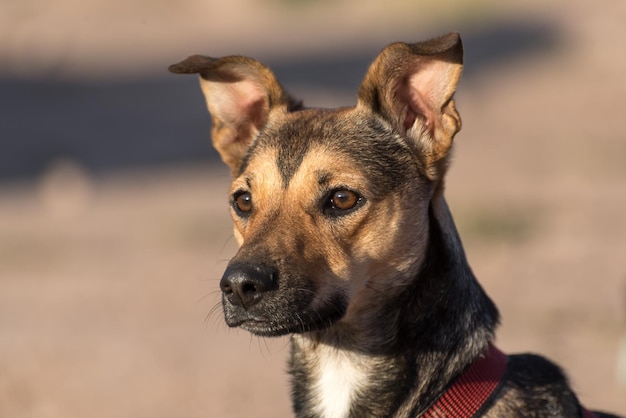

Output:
xmin=230 ymin=141 xmax=431 ymax=319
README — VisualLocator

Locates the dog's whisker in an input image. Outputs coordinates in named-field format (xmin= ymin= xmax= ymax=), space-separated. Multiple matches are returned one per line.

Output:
xmin=203 ymin=301 xmax=226 ymax=331
xmin=195 ymin=289 xmax=221 ymax=305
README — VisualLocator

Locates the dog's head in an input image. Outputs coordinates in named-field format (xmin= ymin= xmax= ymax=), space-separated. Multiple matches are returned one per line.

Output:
xmin=170 ymin=33 xmax=463 ymax=337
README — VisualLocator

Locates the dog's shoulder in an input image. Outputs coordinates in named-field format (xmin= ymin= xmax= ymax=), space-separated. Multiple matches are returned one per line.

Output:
xmin=484 ymin=353 xmax=584 ymax=417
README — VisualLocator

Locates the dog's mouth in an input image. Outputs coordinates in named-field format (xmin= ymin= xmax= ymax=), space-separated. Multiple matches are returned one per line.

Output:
xmin=222 ymin=293 xmax=347 ymax=337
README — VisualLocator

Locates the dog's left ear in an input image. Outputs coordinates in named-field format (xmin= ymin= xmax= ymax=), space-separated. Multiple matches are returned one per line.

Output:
xmin=357 ymin=33 xmax=463 ymax=180
xmin=169 ymin=55 xmax=300 ymax=175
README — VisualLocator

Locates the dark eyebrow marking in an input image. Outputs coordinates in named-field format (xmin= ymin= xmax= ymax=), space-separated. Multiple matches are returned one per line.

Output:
xmin=238 ymin=174 xmax=253 ymax=191
xmin=316 ymin=170 xmax=333 ymax=187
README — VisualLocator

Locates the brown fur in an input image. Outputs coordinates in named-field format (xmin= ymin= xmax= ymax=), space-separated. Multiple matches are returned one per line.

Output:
xmin=170 ymin=33 xmax=620 ymax=417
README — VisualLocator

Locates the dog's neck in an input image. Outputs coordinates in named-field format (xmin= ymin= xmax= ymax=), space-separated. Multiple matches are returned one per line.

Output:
xmin=289 ymin=194 xmax=500 ymax=417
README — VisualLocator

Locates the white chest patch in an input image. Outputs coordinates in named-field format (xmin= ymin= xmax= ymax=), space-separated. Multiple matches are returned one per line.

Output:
xmin=310 ymin=345 xmax=367 ymax=418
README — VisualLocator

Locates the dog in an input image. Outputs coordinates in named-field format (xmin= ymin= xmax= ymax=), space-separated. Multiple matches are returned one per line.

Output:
xmin=170 ymin=33 xmax=620 ymax=417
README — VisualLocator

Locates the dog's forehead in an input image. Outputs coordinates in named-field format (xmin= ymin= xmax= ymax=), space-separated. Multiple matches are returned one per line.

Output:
xmin=240 ymin=108 xmax=416 ymax=191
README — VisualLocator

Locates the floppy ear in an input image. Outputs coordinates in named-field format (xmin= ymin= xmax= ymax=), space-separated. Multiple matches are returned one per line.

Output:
xmin=169 ymin=55 xmax=301 ymax=174
xmin=357 ymin=32 xmax=463 ymax=181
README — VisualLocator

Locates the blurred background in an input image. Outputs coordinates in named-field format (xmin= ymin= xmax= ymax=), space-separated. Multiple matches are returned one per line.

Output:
xmin=1 ymin=0 xmax=625 ymax=416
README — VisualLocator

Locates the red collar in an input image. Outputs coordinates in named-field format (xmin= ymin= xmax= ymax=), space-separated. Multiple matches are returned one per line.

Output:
xmin=421 ymin=343 xmax=509 ymax=417
xmin=421 ymin=344 xmax=599 ymax=418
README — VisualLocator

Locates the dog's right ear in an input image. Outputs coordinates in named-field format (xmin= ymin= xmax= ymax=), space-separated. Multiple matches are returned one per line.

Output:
xmin=169 ymin=55 xmax=300 ymax=174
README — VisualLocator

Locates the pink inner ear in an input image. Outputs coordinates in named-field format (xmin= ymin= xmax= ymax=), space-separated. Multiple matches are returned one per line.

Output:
xmin=401 ymin=85 xmax=433 ymax=131
xmin=399 ymin=60 xmax=452 ymax=132
xmin=207 ymin=80 xmax=269 ymax=128
xmin=228 ymin=83 xmax=268 ymax=131
xmin=399 ymin=77 xmax=435 ymax=132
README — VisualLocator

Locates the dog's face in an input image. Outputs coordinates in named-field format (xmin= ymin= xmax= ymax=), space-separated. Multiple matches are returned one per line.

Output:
xmin=222 ymin=109 xmax=432 ymax=336
xmin=170 ymin=33 xmax=464 ymax=337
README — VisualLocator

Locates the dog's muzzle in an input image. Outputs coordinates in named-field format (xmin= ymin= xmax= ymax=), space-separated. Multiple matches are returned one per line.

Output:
xmin=219 ymin=261 xmax=347 ymax=336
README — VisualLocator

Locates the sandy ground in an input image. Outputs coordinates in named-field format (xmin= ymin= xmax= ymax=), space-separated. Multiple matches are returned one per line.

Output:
xmin=1 ymin=0 xmax=625 ymax=417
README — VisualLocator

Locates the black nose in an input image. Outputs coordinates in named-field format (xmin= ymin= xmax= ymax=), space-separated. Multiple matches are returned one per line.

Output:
xmin=219 ymin=264 xmax=277 ymax=309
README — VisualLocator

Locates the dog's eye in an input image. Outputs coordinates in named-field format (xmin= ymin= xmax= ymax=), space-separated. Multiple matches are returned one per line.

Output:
xmin=331 ymin=190 xmax=359 ymax=210
xmin=325 ymin=189 xmax=363 ymax=215
xmin=233 ymin=191 xmax=252 ymax=215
